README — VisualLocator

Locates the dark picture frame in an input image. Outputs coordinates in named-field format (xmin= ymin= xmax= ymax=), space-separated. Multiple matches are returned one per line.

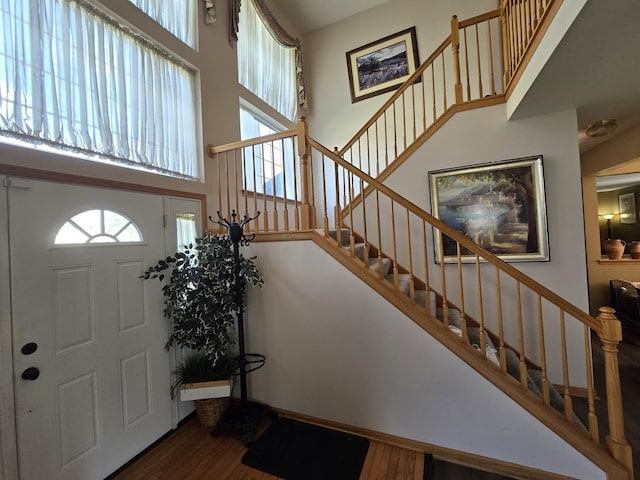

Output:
xmin=429 ymin=156 xmax=550 ymax=263
xmin=618 ymin=192 xmax=637 ymax=224
xmin=346 ymin=27 xmax=420 ymax=103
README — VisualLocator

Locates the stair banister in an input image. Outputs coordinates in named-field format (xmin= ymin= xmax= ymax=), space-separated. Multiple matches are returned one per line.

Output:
xmin=598 ymin=306 xmax=634 ymax=478
xmin=451 ymin=15 xmax=463 ymax=104
xmin=296 ymin=117 xmax=314 ymax=229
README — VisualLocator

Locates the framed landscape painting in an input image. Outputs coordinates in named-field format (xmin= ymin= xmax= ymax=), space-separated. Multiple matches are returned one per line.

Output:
xmin=429 ymin=156 xmax=550 ymax=263
xmin=346 ymin=27 xmax=420 ymax=103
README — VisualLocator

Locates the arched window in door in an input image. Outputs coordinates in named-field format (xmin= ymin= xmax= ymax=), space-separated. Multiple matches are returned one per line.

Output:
xmin=54 ymin=209 xmax=143 ymax=245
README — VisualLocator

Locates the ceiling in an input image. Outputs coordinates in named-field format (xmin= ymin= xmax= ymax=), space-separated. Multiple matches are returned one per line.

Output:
xmin=270 ymin=0 xmax=640 ymax=154
xmin=269 ymin=0 xmax=391 ymax=34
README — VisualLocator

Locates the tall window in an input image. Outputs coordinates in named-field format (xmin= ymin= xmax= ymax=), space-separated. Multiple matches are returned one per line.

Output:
xmin=237 ymin=0 xmax=297 ymax=121
xmin=0 ymin=0 xmax=200 ymax=179
xmin=128 ymin=0 xmax=197 ymax=48
xmin=240 ymin=105 xmax=296 ymax=200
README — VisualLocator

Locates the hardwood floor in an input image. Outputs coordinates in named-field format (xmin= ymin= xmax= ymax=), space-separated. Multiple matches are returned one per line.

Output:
xmin=112 ymin=329 xmax=640 ymax=480
xmin=110 ymin=416 xmax=424 ymax=479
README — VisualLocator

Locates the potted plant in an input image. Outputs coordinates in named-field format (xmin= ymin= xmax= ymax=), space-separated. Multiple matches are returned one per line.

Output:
xmin=143 ymin=232 xmax=264 ymax=427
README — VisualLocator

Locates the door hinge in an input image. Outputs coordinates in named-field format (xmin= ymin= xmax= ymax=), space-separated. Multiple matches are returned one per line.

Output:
xmin=163 ymin=214 xmax=167 ymax=228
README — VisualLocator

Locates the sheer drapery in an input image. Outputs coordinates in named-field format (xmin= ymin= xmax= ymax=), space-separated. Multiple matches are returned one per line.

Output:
xmin=176 ymin=213 xmax=198 ymax=250
xmin=236 ymin=0 xmax=306 ymax=121
xmin=240 ymin=107 xmax=296 ymax=200
xmin=0 ymin=0 xmax=200 ymax=179
xmin=128 ymin=0 xmax=198 ymax=47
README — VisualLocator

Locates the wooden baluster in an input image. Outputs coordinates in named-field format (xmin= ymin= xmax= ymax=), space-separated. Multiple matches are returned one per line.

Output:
xmin=393 ymin=101 xmax=398 ymax=159
xmin=401 ymin=93 xmax=407 ymax=151
xmin=538 ymin=0 xmax=544 ymax=21
xmin=496 ymin=268 xmax=506 ymax=372
xmin=439 ymin=229 xmax=448 ymax=326
xmin=366 ymin=129 xmax=371 ymax=175
xmin=321 ymin=154 xmax=328 ymax=236
xmin=252 ymin=146 xmax=259 ymax=231
xmin=515 ymin=281 xmax=528 ymax=389
xmin=309 ymin=148 xmax=315 ymax=222
xmin=361 ymin=177 xmax=369 ymax=267
xmin=487 ymin=19 xmax=496 ymax=95
xmin=422 ymin=221 xmax=432 ymax=315
xmin=583 ymin=324 xmax=599 ymax=443
xmin=457 ymin=242 xmax=467 ymax=341
xmin=421 ymin=69 xmax=427 ymax=130
xmin=559 ymin=310 xmax=574 ymax=422
xmin=297 ymin=117 xmax=312 ymax=229
xmin=411 ymin=84 xmax=417 ymax=142
xmin=348 ymin=171 xmax=355 ymax=258
xmin=441 ymin=53 xmax=447 ymax=110
xmin=333 ymin=156 xmax=341 ymax=241
xmin=451 ymin=16 xmax=463 ymax=104
xmin=391 ymin=199 xmax=399 ymax=289
xmin=475 ymin=24 xmax=483 ymax=98
xmin=241 ymin=148 xmax=249 ymax=226
xmin=500 ymin=6 xmax=511 ymax=86
xmin=519 ymin=0 xmax=525 ymax=55
xmin=525 ymin=0 xmax=532 ymax=41
xmin=225 ymin=151 xmax=231 ymax=221
xmin=374 ymin=121 xmax=380 ymax=177
xmin=356 ymin=138 xmax=362 ymax=171
xmin=463 ymin=28 xmax=471 ymax=101
xmin=597 ymin=306 xmax=634 ymax=476
xmin=261 ymin=143 xmax=269 ymax=231
xmin=475 ymin=254 xmax=486 ymax=357
xmin=431 ymin=64 xmax=437 ymax=120
xmin=536 ymin=294 xmax=550 ymax=405
xmin=375 ymin=190 xmax=384 ymax=279
xmin=270 ymin=141 xmax=278 ymax=231
xmin=383 ymin=111 xmax=389 ymax=168
xmin=216 ymin=152 xmax=223 ymax=233
xmin=292 ymin=139 xmax=300 ymax=230
xmin=234 ymin=149 xmax=240 ymax=219
xmin=406 ymin=210 xmax=414 ymax=300
xmin=281 ymin=139 xmax=289 ymax=231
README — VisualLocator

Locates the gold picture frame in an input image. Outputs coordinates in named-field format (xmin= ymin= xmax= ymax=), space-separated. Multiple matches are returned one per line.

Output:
xmin=429 ymin=156 xmax=550 ymax=263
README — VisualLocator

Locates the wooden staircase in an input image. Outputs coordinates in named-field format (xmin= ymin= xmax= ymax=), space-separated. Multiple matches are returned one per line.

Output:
xmin=206 ymin=2 xmax=633 ymax=478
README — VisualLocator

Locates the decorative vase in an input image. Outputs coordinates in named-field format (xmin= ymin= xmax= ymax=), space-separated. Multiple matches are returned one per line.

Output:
xmin=629 ymin=241 xmax=640 ymax=260
xmin=603 ymin=238 xmax=626 ymax=259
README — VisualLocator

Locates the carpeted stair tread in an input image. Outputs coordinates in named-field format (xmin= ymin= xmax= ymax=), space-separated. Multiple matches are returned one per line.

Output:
xmin=328 ymin=228 xmax=351 ymax=245
xmin=385 ymin=273 xmax=411 ymax=296
xmin=368 ymin=257 xmax=392 ymax=275
xmin=343 ymin=242 xmax=368 ymax=262
xmin=435 ymin=307 xmax=463 ymax=329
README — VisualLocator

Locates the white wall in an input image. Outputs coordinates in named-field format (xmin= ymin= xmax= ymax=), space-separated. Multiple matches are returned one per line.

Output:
xmin=302 ymin=0 xmax=497 ymax=149
xmin=381 ymin=105 xmax=590 ymax=386
xmin=244 ymin=240 xmax=603 ymax=480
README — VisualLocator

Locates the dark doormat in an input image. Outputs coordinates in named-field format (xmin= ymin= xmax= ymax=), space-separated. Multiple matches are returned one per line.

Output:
xmin=241 ymin=417 xmax=369 ymax=480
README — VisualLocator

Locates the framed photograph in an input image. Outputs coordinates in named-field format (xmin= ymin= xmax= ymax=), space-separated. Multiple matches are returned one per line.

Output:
xmin=429 ymin=156 xmax=549 ymax=263
xmin=618 ymin=192 xmax=637 ymax=224
xmin=346 ymin=27 xmax=420 ymax=103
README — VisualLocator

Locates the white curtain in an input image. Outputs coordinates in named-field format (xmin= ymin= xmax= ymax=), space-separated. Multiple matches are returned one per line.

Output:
xmin=128 ymin=0 xmax=197 ymax=47
xmin=0 ymin=0 xmax=200 ymax=179
xmin=176 ymin=213 xmax=198 ymax=250
xmin=237 ymin=0 xmax=297 ymax=121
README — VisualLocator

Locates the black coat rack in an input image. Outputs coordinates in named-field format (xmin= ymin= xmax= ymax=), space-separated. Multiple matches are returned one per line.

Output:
xmin=212 ymin=210 xmax=267 ymax=443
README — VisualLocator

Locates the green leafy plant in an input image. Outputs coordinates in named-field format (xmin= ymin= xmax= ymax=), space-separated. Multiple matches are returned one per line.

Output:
xmin=142 ymin=232 xmax=264 ymax=367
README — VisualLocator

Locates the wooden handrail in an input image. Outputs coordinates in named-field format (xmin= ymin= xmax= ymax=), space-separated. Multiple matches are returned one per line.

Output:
xmin=309 ymin=136 xmax=601 ymax=333
xmin=207 ymin=129 xmax=297 ymax=156
xmin=337 ymin=35 xmax=452 ymax=157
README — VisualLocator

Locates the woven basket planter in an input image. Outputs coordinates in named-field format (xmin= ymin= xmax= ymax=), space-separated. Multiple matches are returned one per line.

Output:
xmin=195 ymin=397 xmax=229 ymax=427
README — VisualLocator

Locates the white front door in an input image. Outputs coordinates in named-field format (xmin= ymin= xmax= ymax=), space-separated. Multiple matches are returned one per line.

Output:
xmin=8 ymin=178 xmax=172 ymax=480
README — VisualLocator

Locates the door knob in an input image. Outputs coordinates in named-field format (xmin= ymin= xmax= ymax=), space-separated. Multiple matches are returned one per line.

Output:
xmin=21 ymin=343 xmax=38 ymax=355
xmin=21 ymin=367 xmax=40 ymax=381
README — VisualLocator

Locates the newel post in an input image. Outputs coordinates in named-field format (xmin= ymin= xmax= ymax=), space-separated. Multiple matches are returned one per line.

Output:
xmin=597 ymin=306 xmax=634 ymax=478
xmin=297 ymin=116 xmax=314 ymax=229
xmin=450 ymin=16 xmax=463 ymax=104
